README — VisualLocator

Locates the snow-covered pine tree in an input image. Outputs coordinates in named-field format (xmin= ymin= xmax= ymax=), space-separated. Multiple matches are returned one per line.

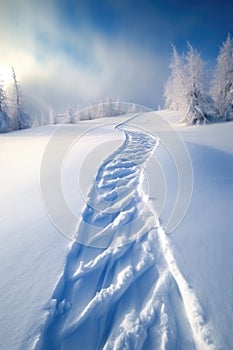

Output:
xmin=164 ymin=44 xmax=208 ymax=124
xmin=210 ymin=34 xmax=233 ymax=120
xmin=164 ymin=45 xmax=186 ymax=112
xmin=0 ymin=76 xmax=7 ymax=113
xmin=64 ymin=106 xmax=72 ymax=123
xmin=183 ymin=43 xmax=208 ymax=124
xmin=0 ymin=74 xmax=10 ymax=133
xmin=103 ymin=98 xmax=113 ymax=118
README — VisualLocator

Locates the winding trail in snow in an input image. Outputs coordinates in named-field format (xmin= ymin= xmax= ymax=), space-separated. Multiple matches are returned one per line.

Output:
xmin=34 ymin=119 xmax=215 ymax=350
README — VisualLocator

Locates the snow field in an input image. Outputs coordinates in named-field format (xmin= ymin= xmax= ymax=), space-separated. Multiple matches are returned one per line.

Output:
xmin=1 ymin=112 xmax=232 ymax=349
xmin=35 ymin=122 xmax=215 ymax=349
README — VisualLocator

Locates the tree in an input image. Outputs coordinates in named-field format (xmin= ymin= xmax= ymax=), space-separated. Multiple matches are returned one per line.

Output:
xmin=210 ymin=34 xmax=233 ymax=120
xmin=0 ymin=75 xmax=7 ymax=113
xmin=0 ymin=74 xmax=10 ymax=133
xmin=183 ymin=43 xmax=208 ymax=124
xmin=96 ymin=98 xmax=114 ymax=118
xmin=11 ymin=67 xmax=31 ymax=129
xmin=164 ymin=44 xmax=208 ymax=124
xmin=89 ymin=103 xmax=99 ymax=120
xmin=164 ymin=45 xmax=186 ymax=112
xmin=64 ymin=106 xmax=72 ymax=123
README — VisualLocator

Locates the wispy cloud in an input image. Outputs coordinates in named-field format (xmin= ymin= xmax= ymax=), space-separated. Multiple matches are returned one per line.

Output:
xmin=0 ymin=0 xmax=168 ymax=115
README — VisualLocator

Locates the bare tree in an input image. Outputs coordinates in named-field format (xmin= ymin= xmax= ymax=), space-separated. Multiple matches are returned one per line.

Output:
xmin=12 ymin=67 xmax=31 ymax=129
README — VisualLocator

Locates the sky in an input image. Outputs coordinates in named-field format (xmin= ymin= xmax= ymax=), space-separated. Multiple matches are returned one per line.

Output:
xmin=0 ymin=0 xmax=233 ymax=115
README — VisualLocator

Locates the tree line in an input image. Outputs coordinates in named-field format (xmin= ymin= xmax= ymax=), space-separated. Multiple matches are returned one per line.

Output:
xmin=164 ymin=34 xmax=233 ymax=124
xmin=0 ymin=80 xmax=140 ymax=132
xmin=1 ymin=34 xmax=233 ymax=132
xmin=38 ymin=100 xmax=142 ymax=126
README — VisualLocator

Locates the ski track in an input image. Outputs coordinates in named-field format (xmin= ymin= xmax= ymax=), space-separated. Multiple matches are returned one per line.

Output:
xmin=32 ymin=123 xmax=215 ymax=350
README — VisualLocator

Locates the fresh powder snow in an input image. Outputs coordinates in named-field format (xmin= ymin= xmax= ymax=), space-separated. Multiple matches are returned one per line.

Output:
xmin=0 ymin=111 xmax=232 ymax=349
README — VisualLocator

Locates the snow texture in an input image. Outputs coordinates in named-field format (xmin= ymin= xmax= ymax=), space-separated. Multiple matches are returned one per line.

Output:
xmin=1 ymin=112 xmax=232 ymax=350
xmin=34 ymin=122 xmax=215 ymax=350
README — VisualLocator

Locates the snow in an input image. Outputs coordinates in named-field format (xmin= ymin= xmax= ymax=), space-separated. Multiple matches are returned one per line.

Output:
xmin=0 ymin=111 xmax=233 ymax=349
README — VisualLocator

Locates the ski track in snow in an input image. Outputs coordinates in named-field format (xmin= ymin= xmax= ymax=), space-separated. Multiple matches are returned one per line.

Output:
xmin=32 ymin=123 xmax=215 ymax=350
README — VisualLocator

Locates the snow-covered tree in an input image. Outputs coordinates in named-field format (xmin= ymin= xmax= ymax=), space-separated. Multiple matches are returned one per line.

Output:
xmin=0 ymin=110 xmax=9 ymax=133
xmin=164 ymin=45 xmax=186 ymax=112
xmin=210 ymin=34 xmax=233 ymax=120
xmin=96 ymin=98 xmax=114 ymax=118
xmin=11 ymin=67 xmax=31 ymax=129
xmin=183 ymin=44 xmax=208 ymax=124
xmin=0 ymin=74 xmax=10 ymax=132
xmin=64 ymin=106 xmax=72 ymax=123
xmin=164 ymin=44 xmax=208 ymax=124
xmin=0 ymin=76 xmax=7 ymax=113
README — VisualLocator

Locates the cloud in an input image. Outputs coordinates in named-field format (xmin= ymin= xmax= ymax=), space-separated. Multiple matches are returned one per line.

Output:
xmin=0 ymin=0 xmax=167 ymax=116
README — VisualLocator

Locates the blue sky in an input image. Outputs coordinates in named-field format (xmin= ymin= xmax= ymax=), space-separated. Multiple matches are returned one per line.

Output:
xmin=0 ymin=0 xmax=233 ymax=114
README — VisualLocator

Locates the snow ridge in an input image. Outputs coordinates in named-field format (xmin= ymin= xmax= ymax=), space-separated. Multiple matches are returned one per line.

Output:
xmin=33 ymin=126 xmax=215 ymax=350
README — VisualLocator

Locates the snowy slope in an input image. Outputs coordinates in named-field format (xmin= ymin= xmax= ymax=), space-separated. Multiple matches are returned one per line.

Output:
xmin=160 ymin=111 xmax=233 ymax=350
xmin=0 ymin=123 xmax=124 ymax=350
xmin=0 ymin=112 xmax=232 ymax=349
